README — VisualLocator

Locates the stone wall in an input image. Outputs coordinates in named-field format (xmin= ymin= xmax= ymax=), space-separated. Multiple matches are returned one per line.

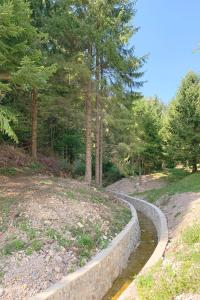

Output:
xmin=115 ymin=194 xmax=168 ymax=300
xmin=32 ymin=201 xmax=140 ymax=300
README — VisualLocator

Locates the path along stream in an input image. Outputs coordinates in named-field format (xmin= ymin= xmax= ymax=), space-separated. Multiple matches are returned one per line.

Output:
xmin=103 ymin=212 xmax=157 ymax=300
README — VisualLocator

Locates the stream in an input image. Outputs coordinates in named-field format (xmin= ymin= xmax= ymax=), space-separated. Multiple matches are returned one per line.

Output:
xmin=103 ymin=212 xmax=157 ymax=300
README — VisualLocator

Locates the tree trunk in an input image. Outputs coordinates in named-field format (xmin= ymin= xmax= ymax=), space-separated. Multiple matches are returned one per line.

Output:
xmin=85 ymin=79 xmax=92 ymax=184
xmin=99 ymin=60 xmax=104 ymax=187
xmin=99 ymin=115 xmax=103 ymax=186
xmin=95 ymin=51 xmax=101 ymax=186
xmin=0 ymin=72 xmax=11 ymax=81
xmin=192 ymin=159 xmax=198 ymax=173
xmin=31 ymin=88 xmax=37 ymax=160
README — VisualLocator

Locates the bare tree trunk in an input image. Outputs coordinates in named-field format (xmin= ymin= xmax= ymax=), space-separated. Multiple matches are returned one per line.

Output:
xmin=192 ymin=158 xmax=198 ymax=173
xmin=99 ymin=60 xmax=104 ymax=187
xmin=99 ymin=115 xmax=103 ymax=186
xmin=0 ymin=73 xmax=11 ymax=81
xmin=31 ymin=88 xmax=37 ymax=160
xmin=85 ymin=79 xmax=92 ymax=184
xmin=95 ymin=51 xmax=101 ymax=186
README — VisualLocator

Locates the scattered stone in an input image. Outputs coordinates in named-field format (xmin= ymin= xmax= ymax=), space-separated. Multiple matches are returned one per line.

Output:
xmin=77 ymin=222 xmax=84 ymax=228
xmin=55 ymin=256 xmax=62 ymax=264
xmin=0 ymin=175 xmax=129 ymax=300
xmin=0 ymin=288 xmax=4 ymax=297
xmin=44 ymin=220 xmax=51 ymax=226
xmin=54 ymin=266 xmax=61 ymax=273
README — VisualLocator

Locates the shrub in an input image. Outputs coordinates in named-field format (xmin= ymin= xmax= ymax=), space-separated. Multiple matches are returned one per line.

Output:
xmin=72 ymin=159 xmax=85 ymax=176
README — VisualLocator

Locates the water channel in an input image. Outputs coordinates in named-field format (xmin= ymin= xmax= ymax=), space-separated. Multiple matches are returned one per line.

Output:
xmin=103 ymin=212 xmax=157 ymax=300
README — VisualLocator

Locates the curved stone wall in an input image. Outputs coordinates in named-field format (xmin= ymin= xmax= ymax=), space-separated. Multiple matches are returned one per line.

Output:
xmin=115 ymin=193 xmax=168 ymax=300
xmin=32 ymin=201 xmax=140 ymax=300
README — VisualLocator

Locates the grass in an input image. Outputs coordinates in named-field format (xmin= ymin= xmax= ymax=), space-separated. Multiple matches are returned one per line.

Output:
xmin=71 ymin=221 xmax=110 ymax=266
xmin=110 ymin=206 xmax=132 ymax=234
xmin=2 ymin=239 xmax=26 ymax=255
xmin=133 ymin=171 xmax=200 ymax=203
xmin=0 ymin=196 xmax=20 ymax=232
xmin=182 ymin=222 xmax=200 ymax=245
xmin=0 ymin=167 xmax=17 ymax=176
xmin=46 ymin=228 xmax=72 ymax=248
xmin=136 ymin=222 xmax=200 ymax=300
xmin=25 ymin=240 xmax=43 ymax=255
xmin=16 ymin=219 xmax=38 ymax=240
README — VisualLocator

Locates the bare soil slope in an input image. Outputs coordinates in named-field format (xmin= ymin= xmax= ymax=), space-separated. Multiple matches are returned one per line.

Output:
xmin=106 ymin=174 xmax=166 ymax=194
xmin=0 ymin=175 xmax=131 ymax=300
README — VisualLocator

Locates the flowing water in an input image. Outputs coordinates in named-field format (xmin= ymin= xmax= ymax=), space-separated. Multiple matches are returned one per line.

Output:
xmin=103 ymin=212 xmax=157 ymax=300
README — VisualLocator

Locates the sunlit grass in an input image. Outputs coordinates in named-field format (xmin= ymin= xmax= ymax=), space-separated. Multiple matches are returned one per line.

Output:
xmin=133 ymin=171 xmax=200 ymax=203
xmin=136 ymin=223 xmax=200 ymax=300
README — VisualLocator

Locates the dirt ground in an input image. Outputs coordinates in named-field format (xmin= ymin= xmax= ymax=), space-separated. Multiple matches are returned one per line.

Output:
xmin=106 ymin=174 xmax=167 ymax=194
xmin=0 ymin=175 xmax=130 ymax=300
xmin=156 ymin=192 xmax=200 ymax=240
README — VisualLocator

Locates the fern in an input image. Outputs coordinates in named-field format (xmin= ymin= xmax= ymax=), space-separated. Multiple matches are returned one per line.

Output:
xmin=0 ymin=106 xmax=18 ymax=142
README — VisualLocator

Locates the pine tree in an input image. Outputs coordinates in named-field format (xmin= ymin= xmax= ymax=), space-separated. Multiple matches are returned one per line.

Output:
xmin=12 ymin=55 xmax=56 ymax=159
xmin=164 ymin=71 xmax=200 ymax=172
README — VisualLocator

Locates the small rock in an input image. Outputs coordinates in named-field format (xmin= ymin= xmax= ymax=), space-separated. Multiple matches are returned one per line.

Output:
xmin=0 ymin=288 xmax=4 ymax=297
xmin=44 ymin=220 xmax=51 ymax=226
xmin=54 ymin=266 xmax=61 ymax=273
xmin=49 ymin=250 xmax=54 ymax=257
xmin=45 ymin=255 xmax=51 ymax=262
xmin=55 ymin=256 xmax=62 ymax=264
xmin=77 ymin=222 xmax=84 ymax=228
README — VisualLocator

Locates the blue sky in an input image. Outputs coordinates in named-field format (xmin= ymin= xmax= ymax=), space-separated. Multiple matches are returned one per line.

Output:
xmin=132 ymin=0 xmax=200 ymax=103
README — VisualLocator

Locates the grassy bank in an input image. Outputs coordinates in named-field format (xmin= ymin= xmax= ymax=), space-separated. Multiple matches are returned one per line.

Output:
xmin=133 ymin=170 xmax=200 ymax=203
xmin=135 ymin=169 xmax=200 ymax=299
xmin=136 ymin=222 xmax=200 ymax=300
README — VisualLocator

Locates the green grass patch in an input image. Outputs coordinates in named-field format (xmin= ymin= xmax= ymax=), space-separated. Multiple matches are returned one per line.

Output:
xmin=110 ymin=206 xmax=132 ymax=234
xmin=62 ymin=190 xmax=76 ymax=200
xmin=25 ymin=240 xmax=43 ymax=255
xmin=71 ymin=221 xmax=110 ymax=266
xmin=182 ymin=222 xmax=200 ymax=245
xmin=29 ymin=162 xmax=42 ymax=171
xmin=136 ymin=223 xmax=200 ymax=300
xmin=2 ymin=239 xmax=26 ymax=255
xmin=134 ymin=173 xmax=200 ymax=203
xmin=16 ymin=219 xmax=38 ymax=240
xmin=0 ymin=167 xmax=17 ymax=176
xmin=46 ymin=228 xmax=72 ymax=248
xmin=0 ymin=196 xmax=19 ymax=232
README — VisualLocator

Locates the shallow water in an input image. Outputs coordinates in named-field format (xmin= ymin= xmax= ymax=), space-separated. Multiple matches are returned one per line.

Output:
xmin=102 ymin=212 xmax=157 ymax=300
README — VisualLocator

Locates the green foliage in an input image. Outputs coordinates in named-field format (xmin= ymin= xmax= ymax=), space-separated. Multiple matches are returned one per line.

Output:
xmin=12 ymin=55 xmax=57 ymax=91
xmin=72 ymin=159 xmax=85 ymax=177
xmin=163 ymin=71 xmax=200 ymax=171
xmin=103 ymin=163 xmax=123 ymax=186
xmin=0 ymin=106 xmax=18 ymax=142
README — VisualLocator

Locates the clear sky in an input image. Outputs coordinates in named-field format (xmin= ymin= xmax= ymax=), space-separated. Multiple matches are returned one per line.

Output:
xmin=132 ymin=0 xmax=200 ymax=103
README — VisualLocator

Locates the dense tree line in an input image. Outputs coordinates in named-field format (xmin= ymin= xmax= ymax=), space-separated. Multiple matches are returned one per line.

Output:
xmin=0 ymin=1 xmax=199 ymax=186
